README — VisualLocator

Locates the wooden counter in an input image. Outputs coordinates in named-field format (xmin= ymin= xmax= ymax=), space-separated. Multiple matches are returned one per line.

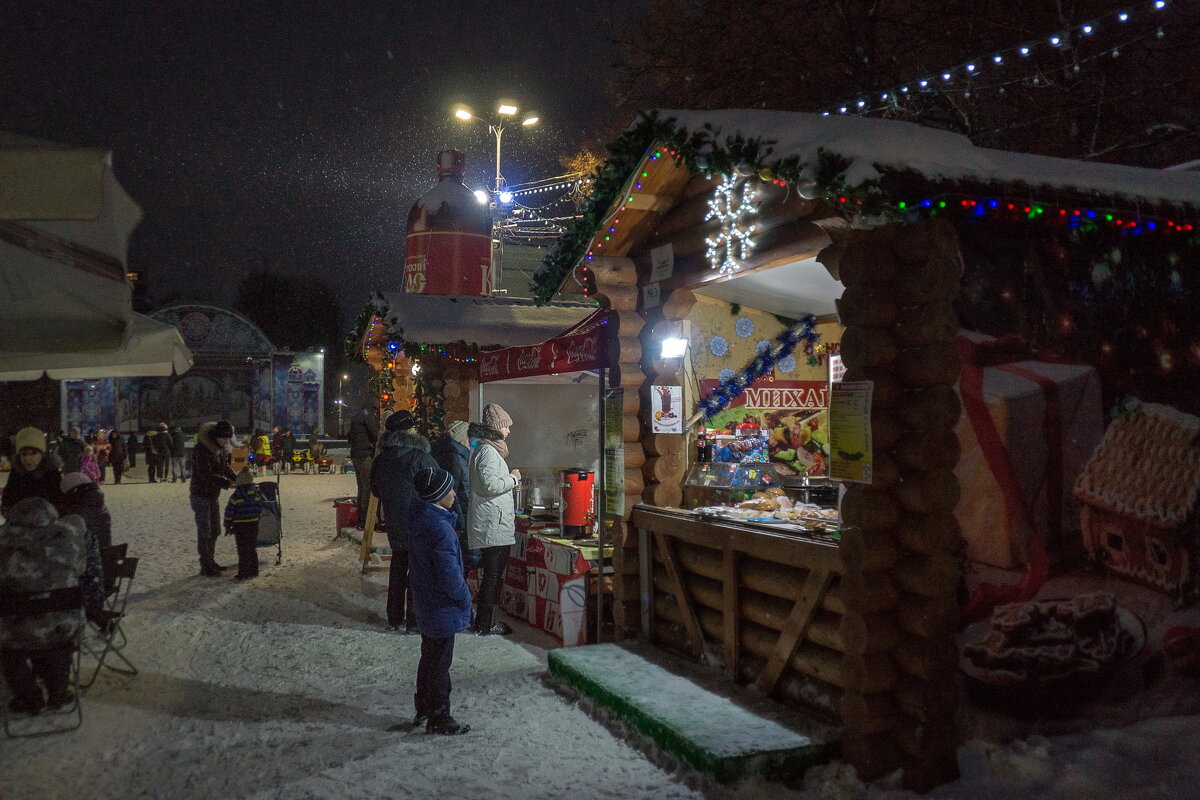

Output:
xmin=631 ymin=504 xmax=858 ymax=721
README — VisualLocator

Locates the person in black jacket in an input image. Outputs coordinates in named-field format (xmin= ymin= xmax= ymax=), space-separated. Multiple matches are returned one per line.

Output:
xmin=1 ymin=428 xmax=63 ymax=516
xmin=143 ymin=429 xmax=159 ymax=483
xmin=348 ymin=403 xmax=380 ymax=527
xmin=371 ymin=410 xmax=438 ymax=632
xmin=430 ymin=420 xmax=474 ymax=569
xmin=189 ymin=420 xmax=238 ymax=576
xmin=56 ymin=427 xmax=85 ymax=474
xmin=58 ymin=472 xmax=113 ymax=550
xmin=154 ymin=422 xmax=173 ymax=483
xmin=170 ymin=426 xmax=187 ymax=482
xmin=108 ymin=431 xmax=128 ymax=485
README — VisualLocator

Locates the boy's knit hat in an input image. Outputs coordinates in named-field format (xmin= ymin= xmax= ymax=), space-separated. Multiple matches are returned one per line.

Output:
xmin=446 ymin=420 xmax=470 ymax=445
xmin=414 ymin=466 xmax=454 ymax=503
xmin=235 ymin=469 xmax=254 ymax=486
xmin=14 ymin=427 xmax=46 ymax=454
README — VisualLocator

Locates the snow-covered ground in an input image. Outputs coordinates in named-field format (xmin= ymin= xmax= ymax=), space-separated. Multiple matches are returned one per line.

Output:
xmin=1 ymin=466 xmax=1198 ymax=799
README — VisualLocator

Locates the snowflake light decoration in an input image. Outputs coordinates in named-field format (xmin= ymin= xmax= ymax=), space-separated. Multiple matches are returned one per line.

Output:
xmin=705 ymin=174 xmax=758 ymax=276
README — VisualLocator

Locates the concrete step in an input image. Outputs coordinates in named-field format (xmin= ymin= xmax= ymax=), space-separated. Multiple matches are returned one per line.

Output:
xmin=548 ymin=642 xmax=839 ymax=784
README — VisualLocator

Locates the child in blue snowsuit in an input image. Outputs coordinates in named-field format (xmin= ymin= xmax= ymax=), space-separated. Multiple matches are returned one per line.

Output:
xmin=223 ymin=470 xmax=265 ymax=580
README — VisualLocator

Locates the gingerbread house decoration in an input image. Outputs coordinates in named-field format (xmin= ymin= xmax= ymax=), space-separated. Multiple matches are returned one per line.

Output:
xmin=1075 ymin=403 xmax=1200 ymax=598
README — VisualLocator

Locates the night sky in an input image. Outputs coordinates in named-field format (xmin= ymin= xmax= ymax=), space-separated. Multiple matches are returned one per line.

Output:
xmin=0 ymin=1 xmax=632 ymax=320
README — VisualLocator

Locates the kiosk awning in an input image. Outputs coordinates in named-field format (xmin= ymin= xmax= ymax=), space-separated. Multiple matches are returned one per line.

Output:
xmin=478 ymin=309 xmax=608 ymax=383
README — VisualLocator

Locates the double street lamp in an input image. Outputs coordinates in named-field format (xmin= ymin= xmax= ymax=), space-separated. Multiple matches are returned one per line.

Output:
xmin=451 ymin=100 xmax=540 ymax=203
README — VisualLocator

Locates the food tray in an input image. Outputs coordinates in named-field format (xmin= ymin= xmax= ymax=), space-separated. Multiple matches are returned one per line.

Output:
xmin=959 ymin=605 xmax=1146 ymax=715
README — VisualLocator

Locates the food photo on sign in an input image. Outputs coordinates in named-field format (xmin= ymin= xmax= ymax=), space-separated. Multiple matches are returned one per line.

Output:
xmin=698 ymin=378 xmax=829 ymax=475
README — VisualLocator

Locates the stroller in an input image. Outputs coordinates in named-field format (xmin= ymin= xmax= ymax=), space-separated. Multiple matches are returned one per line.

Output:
xmin=257 ymin=481 xmax=283 ymax=564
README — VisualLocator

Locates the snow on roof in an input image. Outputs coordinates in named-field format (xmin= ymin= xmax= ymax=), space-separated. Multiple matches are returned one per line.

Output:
xmin=654 ymin=109 xmax=1200 ymax=208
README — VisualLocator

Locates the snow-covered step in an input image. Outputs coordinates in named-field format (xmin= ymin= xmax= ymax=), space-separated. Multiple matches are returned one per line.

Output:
xmin=548 ymin=642 xmax=838 ymax=784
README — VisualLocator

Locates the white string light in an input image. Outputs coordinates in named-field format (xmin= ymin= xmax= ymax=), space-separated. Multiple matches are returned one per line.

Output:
xmin=704 ymin=175 xmax=758 ymax=277
xmin=820 ymin=0 xmax=1181 ymax=117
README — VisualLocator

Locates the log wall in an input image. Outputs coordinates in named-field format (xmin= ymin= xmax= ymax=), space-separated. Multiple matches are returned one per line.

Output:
xmin=836 ymin=219 xmax=964 ymax=790
xmin=593 ymin=256 xmax=647 ymax=639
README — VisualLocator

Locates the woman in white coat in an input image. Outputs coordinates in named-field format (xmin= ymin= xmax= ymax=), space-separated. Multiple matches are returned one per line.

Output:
xmin=466 ymin=404 xmax=520 ymax=635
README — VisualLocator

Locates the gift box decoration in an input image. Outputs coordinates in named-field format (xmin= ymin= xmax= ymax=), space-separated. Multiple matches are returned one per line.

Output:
xmin=953 ymin=332 xmax=1104 ymax=570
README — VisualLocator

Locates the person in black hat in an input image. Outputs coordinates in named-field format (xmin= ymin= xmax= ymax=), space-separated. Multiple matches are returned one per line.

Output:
xmin=406 ymin=466 xmax=472 ymax=735
xmin=189 ymin=420 xmax=238 ymax=576
xmin=347 ymin=402 xmax=380 ymax=527
xmin=370 ymin=409 xmax=437 ymax=632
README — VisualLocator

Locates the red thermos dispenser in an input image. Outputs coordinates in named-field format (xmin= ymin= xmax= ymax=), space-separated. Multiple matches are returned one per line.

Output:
xmin=560 ymin=469 xmax=596 ymax=539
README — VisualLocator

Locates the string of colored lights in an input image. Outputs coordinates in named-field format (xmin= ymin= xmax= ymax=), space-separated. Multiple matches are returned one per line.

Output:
xmin=820 ymin=0 xmax=1182 ymax=118
xmin=888 ymin=196 xmax=1198 ymax=235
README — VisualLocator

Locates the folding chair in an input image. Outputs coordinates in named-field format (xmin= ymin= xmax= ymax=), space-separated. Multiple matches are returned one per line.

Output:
xmin=0 ymin=585 xmax=85 ymax=737
xmin=99 ymin=543 xmax=127 ymax=597
xmin=80 ymin=556 xmax=138 ymax=688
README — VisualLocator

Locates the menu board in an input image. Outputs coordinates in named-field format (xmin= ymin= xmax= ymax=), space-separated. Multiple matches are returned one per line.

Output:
xmin=828 ymin=380 xmax=873 ymax=483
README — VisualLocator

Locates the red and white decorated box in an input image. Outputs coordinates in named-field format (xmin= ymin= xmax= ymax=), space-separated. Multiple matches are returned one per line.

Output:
xmin=473 ymin=522 xmax=592 ymax=646
xmin=954 ymin=331 xmax=1104 ymax=569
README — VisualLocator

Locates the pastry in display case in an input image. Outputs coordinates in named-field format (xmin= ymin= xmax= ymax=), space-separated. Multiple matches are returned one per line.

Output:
xmin=682 ymin=461 xmax=840 ymax=533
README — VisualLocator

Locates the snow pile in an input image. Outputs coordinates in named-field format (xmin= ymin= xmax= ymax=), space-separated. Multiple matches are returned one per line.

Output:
xmin=0 ymin=471 xmax=1197 ymax=799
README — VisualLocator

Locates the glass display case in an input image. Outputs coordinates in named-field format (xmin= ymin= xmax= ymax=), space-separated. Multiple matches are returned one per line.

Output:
xmin=682 ymin=461 xmax=783 ymax=508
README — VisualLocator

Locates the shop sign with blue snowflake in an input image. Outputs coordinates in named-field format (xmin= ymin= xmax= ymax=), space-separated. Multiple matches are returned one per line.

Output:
xmin=705 ymin=174 xmax=759 ymax=277
xmin=734 ymin=316 xmax=755 ymax=338
xmin=709 ymin=336 xmax=729 ymax=357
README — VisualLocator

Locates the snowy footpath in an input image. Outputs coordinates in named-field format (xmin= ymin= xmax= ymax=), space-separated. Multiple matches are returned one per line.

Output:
xmin=1 ymin=471 xmax=1198 ymax=799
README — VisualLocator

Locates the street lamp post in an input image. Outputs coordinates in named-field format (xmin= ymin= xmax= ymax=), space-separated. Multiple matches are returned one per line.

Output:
xmin=338 ymin=373 xmax=348 ymax=438
xmin=452 ymin=101 xmax=540 ymax=201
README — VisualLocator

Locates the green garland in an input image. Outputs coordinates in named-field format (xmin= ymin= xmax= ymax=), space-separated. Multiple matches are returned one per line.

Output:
xmin=529 ymin=110 xmax=892 ymax=304
xmin=343 ymin=297 xmax=384 ymax=364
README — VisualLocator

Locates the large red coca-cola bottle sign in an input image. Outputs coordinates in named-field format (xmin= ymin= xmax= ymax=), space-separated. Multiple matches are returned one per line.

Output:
xmin=404 ymin=149 xmax=493 ymax=296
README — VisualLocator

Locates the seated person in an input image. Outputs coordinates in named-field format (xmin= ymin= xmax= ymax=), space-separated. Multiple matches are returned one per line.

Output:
xmin=0 ymin=498 xmax=104 ymax=715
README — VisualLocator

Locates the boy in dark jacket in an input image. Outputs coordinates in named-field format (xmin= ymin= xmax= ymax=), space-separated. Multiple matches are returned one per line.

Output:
xmin=407 ymin=466 xmax=472 ymax=735
xmin=190 ymin=420 xmax=238 ymax=576
xmin=223 ymin=470 xmax=265 ymax=580
xmin=370 ymin=410 xmax=437 ymax=632
xmin=2 ymin=427 xmax=64 ymax=516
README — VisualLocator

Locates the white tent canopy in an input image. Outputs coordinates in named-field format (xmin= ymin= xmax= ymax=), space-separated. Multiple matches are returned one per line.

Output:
xmin=0 ymin=312 xmax=193 ymax=380
xmin=0 ymin=132 xmax=192 ymax=377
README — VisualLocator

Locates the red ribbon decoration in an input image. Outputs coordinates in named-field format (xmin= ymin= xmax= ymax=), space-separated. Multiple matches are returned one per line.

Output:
xmin=956 ymin=335 xmax=1065 ymax=623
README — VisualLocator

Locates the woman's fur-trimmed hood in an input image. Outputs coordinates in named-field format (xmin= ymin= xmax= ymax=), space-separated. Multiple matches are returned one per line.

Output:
xmin=380 ymin=429 xmax=430 ymax=452
xmin=468 ymin=422 xmax=504 ymax=443
xmin=197 ymin=421 xmax=223 ymax=453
